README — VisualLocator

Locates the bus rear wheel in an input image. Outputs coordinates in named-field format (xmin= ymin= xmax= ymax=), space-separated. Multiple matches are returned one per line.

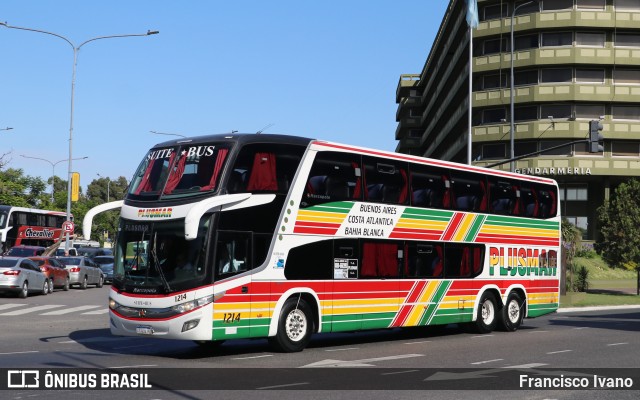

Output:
xmin=499 ymin=292 xmax=525 ymax=332
xmin=474 ymin=292 xmax=498 ymax=334
xmin=269 ymin=297 xmax=313 ymax=352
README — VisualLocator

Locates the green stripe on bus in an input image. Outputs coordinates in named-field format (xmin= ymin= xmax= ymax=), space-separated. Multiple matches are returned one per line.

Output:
xmin=464 ymin=215 xmax=486 ymax=242
xmin=419 ymin=281 xmax=452 ymax=326
xmin=307 ymin=202 xmax=354 ymax=213
xmin=484 ymin=216 xmax=559 ymax=229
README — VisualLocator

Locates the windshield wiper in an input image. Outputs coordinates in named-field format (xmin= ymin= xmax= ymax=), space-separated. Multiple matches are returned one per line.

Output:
xmin=151 ymin=233 xmax=172 ymax=293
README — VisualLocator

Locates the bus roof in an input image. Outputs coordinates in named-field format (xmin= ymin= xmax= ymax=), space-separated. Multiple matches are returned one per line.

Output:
xmin=148 ymin=133 xmax=314 ymax=150
xmin=0 ymin=205 xmax=69 ymax=216
xmin=144 ymin=132 xmax=556 ymax=186
xmin=310 ymin=140 xmax=558 ymax=186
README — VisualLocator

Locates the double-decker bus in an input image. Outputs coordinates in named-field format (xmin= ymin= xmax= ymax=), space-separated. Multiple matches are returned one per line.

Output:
xmin=0 ymin=206 xmax=71 ymax=253
xmin=87 ymin=133 xmax=560 ymax=352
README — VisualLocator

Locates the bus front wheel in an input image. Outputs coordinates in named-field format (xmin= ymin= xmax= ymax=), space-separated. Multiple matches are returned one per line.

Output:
xmin=269 ymin=297 xmax=313 ymax=353
xmin=474 ymin=292 xmax=498 ymax=334
xmin=499 ymin=292 xmax=525 ymax=332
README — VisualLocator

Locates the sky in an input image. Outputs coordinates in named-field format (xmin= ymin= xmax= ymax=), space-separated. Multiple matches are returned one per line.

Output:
xmin=1 ymin=0 xmax=450 ymax=190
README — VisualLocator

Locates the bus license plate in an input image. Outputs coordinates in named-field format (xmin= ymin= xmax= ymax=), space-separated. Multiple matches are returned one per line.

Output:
xmin=136 ymin=325 xmax=154 ymax=335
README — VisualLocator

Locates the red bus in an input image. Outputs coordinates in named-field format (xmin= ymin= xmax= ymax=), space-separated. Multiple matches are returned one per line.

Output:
xmin=0 ymin=206 xmax=72 ymax=253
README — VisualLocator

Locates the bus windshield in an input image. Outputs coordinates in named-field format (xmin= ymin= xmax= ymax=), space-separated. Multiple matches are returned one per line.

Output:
xmin=128 ymin=143 xmax=231 ymax=200
xmin=113 ymin=217 xmax=211 ymax=294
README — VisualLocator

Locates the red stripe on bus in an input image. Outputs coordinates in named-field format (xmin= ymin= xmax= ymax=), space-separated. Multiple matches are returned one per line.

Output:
xmin=441 ymin=213 xmax=464 ymax=241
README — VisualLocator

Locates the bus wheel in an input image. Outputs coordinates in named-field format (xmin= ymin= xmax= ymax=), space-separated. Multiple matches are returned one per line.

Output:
xmin=474 ymin=292 xmax=497 ymax=334
xmin=499 ymin=292 xmax=525 ymax=332
xmin=269 ymin=297 xmax=313 ymax=352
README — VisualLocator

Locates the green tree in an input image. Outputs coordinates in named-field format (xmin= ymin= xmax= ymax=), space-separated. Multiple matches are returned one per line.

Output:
xmin=0 ymin=168 xmax=48 ymax=208
xmin=84 ymin=176 xmax=129 ymax=244
xmin=562 ymin=218 xmax=582 ymax=291
xmin=596 ymin=178 xmax=640 ymax=270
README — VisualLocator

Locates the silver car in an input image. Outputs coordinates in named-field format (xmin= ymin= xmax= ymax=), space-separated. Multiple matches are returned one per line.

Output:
xmin=57 ymin=256 xmax=104 ymax=289
xmin=0 ymin=256 xmax=48 ymax=298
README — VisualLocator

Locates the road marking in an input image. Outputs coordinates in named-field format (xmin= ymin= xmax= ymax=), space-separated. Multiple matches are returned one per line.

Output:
xmin=40 ymin=305 xmax=101 ymax=315
xmin=572 ymin=327 xmax=589 ymax=330
xmin=301 ymin=354 xmax=424 ymax=368
xmin=0 ymin=305 xmax=64 ymax=316
xmin=502 ymin=363 xmax=547 ymax=368
xmin=471 ymin=334 xmax=494 ymax=338
xmin=547 ymin=350 xmax=572 ymax=354
xmin=59 ymin=337 xmax=127 ymax=344
xmin=0 ymin=350 xmax=39 ymax=355
xmin=110 ymin=364 xmax=158 ymax=369
xmin=607 ymin=342 xmax=628 ymax=346
xmin=381 ymin=369 xmax=420 ymax=376
xmin=0 ymin=304 xmax=28 ymax=311
xmin=404 ymin=340 xmax=431 ymax=345
xmin=325 ymin=347 xmax=359 ymax=352
xmin=82 ymin=309 xmax=109 ymax=315
xmin=233 ymin=355 xmax=273 ymax=360
xmin=257 ymin=382 xmax=309 ymax=390
xmin=471 ymin=358 xmax=504 ymax=365
xmin=528 ymin=330 xmax=548 ymax=333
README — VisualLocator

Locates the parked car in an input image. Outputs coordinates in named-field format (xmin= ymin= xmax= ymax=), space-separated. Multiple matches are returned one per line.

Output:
xmin=93 ymin=255 xmax=114 ymax=284
xmin=57 ymin=256 xmax=104 ymax=289
xmin=76 ymin=247 xmax=113 ymax=260
xmin=6 ymin=245 xmax=46 ymax=257
xmin=0 ymin=256 xmax=48 ymax=298
xmin=29 ymin=256 xmax=70 ymax=292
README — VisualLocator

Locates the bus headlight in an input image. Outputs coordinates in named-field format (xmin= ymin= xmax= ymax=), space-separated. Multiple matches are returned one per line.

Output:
xmin=171 ymin=294 xmax=214 ymax=314
xmin=109 ymin=298 xmax=120 ymax=310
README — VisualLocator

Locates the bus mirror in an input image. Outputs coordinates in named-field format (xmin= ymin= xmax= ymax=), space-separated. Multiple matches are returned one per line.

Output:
xmin=83 ymin=200 xmax=124 ymax=239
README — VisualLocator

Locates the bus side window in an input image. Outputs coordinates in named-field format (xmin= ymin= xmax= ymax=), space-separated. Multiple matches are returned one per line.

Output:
xmin=301 ymin=152 xmax=362 ymax=207
xmin=410 ymin=165 xmax=447 ymax=209
xmin=215 ymin=232 xmax=251 ymax=280
xmin=229 ymin=144 xmax=305 ymax=194
xmin=361 ymin=241 xmax=400 ymax=279
xmin=489 ymin=179 xmax=521 ymax=215
xmin=406 ymin=243 xmax=442 ymax=279
xmin=444 ymin=244 xmax=484 ymax=278
xmin=450 ymin=172 xmax=487 ymax=212
xmin=363 ymin=157 xmax=408 ymax=205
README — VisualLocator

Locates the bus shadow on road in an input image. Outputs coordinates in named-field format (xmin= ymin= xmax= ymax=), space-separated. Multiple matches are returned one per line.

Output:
xmin=54 ymin=323 xmax=520 ymax=360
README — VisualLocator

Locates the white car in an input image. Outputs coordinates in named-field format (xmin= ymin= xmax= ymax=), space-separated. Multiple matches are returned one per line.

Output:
xmin=0 ymin=256 xmax=48 ymax=298
xmin=57 ymin=256 xmax=104 ymax=289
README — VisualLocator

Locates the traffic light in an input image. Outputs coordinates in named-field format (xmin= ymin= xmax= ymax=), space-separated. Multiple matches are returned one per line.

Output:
xmin=589 ymin=120 xmax=603 ymax=153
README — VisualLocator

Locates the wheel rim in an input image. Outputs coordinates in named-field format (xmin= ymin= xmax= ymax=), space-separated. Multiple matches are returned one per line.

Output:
xmin=21 ymin=282 xmax=28 ymax=297
xmin=507 ymin=299 xmax=521 ymax=324
xmin=48 ymin=280 xmax=53 ymax=293
xmin=481 ymin=299 xmax=495 ymax=325
xmin=285 ymin=309 xmax=307 ymax=342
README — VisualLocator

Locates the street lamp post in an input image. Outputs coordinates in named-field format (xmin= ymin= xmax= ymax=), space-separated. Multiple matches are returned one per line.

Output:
xmin=97 ymin=173 xmax=110 ymax=202
xmin=1 ymin=22 xmax=158 ymax=251
xmin=20 ymin=155 xmax=88 ymax=203
xmin=510 ymin=0 xmax=539 ymax=172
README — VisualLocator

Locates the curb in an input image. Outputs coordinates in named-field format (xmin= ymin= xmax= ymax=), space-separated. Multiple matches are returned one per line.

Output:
xmin=557 ymin=304 xmax=640 ymax=313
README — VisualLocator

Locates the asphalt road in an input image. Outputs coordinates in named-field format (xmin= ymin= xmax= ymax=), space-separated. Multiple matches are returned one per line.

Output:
xmin=1 ymin=286 xmax=639 ymax=400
